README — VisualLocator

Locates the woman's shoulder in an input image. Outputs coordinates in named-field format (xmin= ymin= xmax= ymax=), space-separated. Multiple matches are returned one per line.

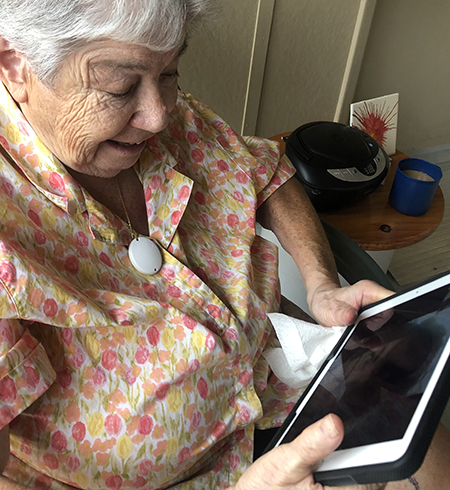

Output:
xmin=170 ymin=91 xmax=281 ymax=160
xmin=151 ymin=91 xmax=292 ymax=192
xmin=172 ymin=90 xmax=229 ymax=132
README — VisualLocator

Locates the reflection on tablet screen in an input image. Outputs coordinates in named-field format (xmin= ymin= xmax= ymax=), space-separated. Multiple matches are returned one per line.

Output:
xmin=283 ymin=284 xmax=450 ymax=450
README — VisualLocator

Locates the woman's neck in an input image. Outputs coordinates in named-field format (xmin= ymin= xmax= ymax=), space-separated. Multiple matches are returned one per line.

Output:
xmin=67 ymin=166 xmax=149 ymax=237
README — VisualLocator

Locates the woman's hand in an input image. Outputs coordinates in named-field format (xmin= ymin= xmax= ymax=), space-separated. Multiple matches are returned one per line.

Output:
xmin=307 ymin=280 xmax=394 ymax=327
xmin=234 ymin=414 xmax=386 ymax=490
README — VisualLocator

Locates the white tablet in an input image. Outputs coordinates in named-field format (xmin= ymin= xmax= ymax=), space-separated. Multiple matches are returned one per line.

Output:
xmin=264 ymin=271 xmax=450 ymax=487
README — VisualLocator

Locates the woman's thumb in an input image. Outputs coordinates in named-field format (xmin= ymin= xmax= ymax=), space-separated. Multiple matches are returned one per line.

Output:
xmin=289 ymin=414 xmax=344 ymax=471
xmin=234 ymin=415 xmax=344 ymax=490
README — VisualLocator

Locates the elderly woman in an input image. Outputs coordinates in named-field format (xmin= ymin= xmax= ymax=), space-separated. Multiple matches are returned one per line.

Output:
xmin=0 ymin=1 xmax=448 ymax=489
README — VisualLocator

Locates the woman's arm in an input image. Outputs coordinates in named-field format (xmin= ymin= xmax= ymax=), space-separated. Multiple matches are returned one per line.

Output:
xmin=257 ymin=177 xmax=340 ymax=292
xmin=257 ymin=177 xmax=392 ymax=326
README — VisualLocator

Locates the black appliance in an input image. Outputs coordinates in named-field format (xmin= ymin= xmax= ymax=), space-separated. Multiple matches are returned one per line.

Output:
xmin=285 ymin=121 xmax=389 ymax=212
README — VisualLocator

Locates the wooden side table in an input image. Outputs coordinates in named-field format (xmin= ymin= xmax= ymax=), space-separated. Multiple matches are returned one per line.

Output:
xmin=270 ymin=133 xmax=445 ymax=251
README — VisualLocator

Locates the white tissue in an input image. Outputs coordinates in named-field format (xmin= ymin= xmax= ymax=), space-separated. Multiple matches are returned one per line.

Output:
xmin=264 ymin=313 xmax=346 ymax=389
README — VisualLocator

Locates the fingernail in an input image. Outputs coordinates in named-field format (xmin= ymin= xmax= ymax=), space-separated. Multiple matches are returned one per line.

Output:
xmin=321 ymin=414 xmax=339 ymax=439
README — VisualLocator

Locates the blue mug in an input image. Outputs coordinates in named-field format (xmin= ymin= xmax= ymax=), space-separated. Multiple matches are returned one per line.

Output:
xmin=389 ymin=158 xmax=442 ymax=216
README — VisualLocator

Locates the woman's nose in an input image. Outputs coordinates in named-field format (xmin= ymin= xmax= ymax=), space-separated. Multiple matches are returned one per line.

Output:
xmin=128 ymin=87 xmax=171 ymax=134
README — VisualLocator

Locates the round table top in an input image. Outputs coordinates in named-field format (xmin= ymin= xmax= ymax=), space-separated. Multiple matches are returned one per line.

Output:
xmin=270 ymin=132 xmax=445 ymax=251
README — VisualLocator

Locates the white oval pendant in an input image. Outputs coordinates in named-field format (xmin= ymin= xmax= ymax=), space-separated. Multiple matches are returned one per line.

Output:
xmin=128 ymin=237 xmax=162 ymax=275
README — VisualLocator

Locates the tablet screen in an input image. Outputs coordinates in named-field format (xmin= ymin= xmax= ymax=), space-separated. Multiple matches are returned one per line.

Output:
xmin=281 ymin=283 xmax=450 ymax=450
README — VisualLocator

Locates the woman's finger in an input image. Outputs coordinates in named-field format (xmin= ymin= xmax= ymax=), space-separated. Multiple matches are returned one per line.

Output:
xmin=235 ymin=414 xmax=344 ymax=490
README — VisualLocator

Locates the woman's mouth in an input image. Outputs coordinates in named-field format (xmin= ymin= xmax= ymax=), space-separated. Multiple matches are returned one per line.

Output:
xmin=107 ymin=140 xmax=146 ymax=154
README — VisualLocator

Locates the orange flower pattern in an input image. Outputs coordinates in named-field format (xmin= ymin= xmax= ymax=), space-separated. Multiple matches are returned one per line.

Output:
xmin=0 ymin=82 xmax=300 ymax=489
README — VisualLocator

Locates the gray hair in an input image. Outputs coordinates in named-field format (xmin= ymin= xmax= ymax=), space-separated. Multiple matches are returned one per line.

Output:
xmin=0 ymin=0 xmax=214 ymax=80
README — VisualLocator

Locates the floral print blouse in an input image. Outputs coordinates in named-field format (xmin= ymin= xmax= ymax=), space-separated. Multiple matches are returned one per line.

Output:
xmin=0 ymin=81 xmax=301 ymax=489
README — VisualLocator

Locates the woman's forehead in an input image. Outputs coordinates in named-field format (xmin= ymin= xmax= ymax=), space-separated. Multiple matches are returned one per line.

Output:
xmin=78 ymin=39 xmax=186 ymax=74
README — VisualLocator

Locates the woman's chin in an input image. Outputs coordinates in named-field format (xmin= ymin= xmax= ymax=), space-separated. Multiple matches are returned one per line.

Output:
xmin=75 ymin=142 xmax=146 ymax=178
xmin=65 ymin=155 xmax=142 ymax=179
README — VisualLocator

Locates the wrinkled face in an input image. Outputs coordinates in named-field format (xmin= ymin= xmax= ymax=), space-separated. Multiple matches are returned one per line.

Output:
xmin=19 ymin=40 xmax=183 ymax=177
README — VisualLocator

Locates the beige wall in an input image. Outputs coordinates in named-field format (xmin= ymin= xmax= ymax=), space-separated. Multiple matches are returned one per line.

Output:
xmin=354 ymin=0 xmax=450 ymax=153
xmin=180 ymin=0 xmax=375 ymax=138
xmin=179 ymin=0 xmax=259 ymax=133
xmin=256 ymin=0 xmax=360 ymax=137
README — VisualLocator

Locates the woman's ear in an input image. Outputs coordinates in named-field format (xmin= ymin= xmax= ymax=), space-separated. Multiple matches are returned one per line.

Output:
xmin=0 ymin=37 xmax=29 ymax=103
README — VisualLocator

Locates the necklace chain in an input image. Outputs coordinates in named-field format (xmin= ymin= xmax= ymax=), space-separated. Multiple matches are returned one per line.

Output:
xmin=115 ymin=177 xmax=138 ymax=240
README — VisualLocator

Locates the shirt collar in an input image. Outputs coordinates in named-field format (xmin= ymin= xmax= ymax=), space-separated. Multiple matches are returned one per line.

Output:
xmin=138 ymin=134 xmax=193 ymax=250
xmin=0 ymin=82 xmax=87 ymax=215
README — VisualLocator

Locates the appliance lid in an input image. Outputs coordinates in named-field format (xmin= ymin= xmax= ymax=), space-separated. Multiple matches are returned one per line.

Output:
xmin=296 ymin=122 xmax=374 ymax=167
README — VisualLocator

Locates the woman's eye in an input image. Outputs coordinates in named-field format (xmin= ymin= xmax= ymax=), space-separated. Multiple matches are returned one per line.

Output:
xmin=106 ymin=87 xmax=134 ymax=98
xmin=161 ymin=70 xmax=180 ymax=81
